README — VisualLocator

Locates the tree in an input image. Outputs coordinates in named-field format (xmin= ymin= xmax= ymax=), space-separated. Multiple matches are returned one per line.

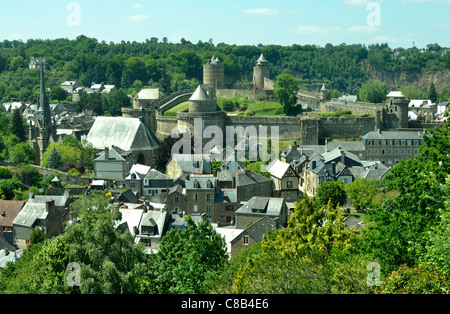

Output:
xmin=359 ymin=80 xmax=388 ymax=103
xmin=42 ymin=142 xmax=82 ymax=168
xmin=378 ymin=263 xmax=450 ymax=294
xmin=316 ymin=181 xmax=348 ymax=208
xmin=9 ymin=142 xmax=34 ymax=164
xmin=44 ymin=146 xmax=63 ymax=169
xmin=50 ymin=86 xmax=68 ymax=103
xmin=345 ymin=178 xmax=377 ymax=211
xmin=29 ymin=228 xmax=46 ymax=245
xmin=274 ymin=73 xmax=300 ymax=115
xmin=429 ymin=82 xmax=438 ymax=103
xmin=11 ymin=109 xmax=26 ymax=142
xmin=146 ymin=216 xmax=227 ymax=294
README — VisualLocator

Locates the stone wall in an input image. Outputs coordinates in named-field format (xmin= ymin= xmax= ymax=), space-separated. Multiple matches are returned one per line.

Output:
xmin=319 ymin=117 xmax=376 ymax=141
xmin=217 ymin=89 xmax=274 ymax=101
xmin=156 ymin=112 xmax=178 ymax=137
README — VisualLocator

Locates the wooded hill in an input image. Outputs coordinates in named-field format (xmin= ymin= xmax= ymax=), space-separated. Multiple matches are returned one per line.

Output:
xmin=0 ymin=36 xmax=449 ymax=104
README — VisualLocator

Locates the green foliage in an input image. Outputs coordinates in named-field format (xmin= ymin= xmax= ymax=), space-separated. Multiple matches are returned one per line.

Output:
xmin=50 ymin=86 xmax=67 ymax=102
xmin=43 ymin=146 xmax=64 ymax=169
xmin=316 ymin=180 xmax=348 ymax=208
xmin=30 ymin=228 xmax=46 ymax=245
xmin=429 ymin=82 xmax=438 ymax=103
xmin=378 ymin=263 xmax=450 ymax=294
xmin=147 ymin=216 xmax=227 ymax=294
xmin=274 ymin=73 xmax=300 ymax=115
xmin=359 ymin=80 xmax=388 ymax=103
xmin=9 ymin=142 xmax=35 ymax=164
xmin=11 ymin=109 xmax=26 ymax=142
xmin=345 ymin=178 xmax=378 ymax=210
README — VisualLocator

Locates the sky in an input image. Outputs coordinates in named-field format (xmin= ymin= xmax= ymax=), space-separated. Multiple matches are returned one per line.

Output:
xmin=0 ymin=0 xmax=449 ymax=48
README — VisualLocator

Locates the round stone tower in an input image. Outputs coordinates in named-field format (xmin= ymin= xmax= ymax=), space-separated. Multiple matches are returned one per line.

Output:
xmin=203 ymin=55 xmax=225 ymax=89
xmin=253 ymin=54 xmax=270 ymax=90
xmin=386 ymin=91 xmax=409 ymax=129
xmin=320 ymin=84 xmax=328 ymax=101
xmin=177 ymin=85 xmax=227 ymax=149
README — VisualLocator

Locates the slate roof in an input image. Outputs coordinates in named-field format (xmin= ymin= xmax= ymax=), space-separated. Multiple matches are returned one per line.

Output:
xmin=138 ymin=210 xmax=168 ymax=239
xmin=215 ymin=189 xmax=238 ymax=203
xmin=136 ymin=88 xmax=159 ymax=100
xmin=143 ymin=169 xmax=175 ymax=188
xmin=12 ymin=203 xmax=48 ymax=228
xmin=236 ymin=197 xmax=286 ymax=217
xmin=94 ymin=146 xmax=133 ymax=162
xmin=169 ymin=154 xmax=212 ymax=175
xmin=28 ymin=192 xmax=70 ymax=208
xmin=266 ymin=160 xmax=293 ymax=179
xmin=387 ymin=91 xmax=405 ymax=98
xmin=87 ymin=117 xmax=160 ymax=152
xmin=186 ymin=174 xmax=216 ymax=190
xmin=322 ymin=147 xmax=361 ymax=165
xmin=114 ymin=208 xmax=144 ymax=235
xmin=246 ymin=216 xmax=276 ymax=242
xmin=362 ymin=131 xmax=424 ymax=141
xmin=189 ymin=85 xmax=209 ymax=102
xmin=0 ymin=248 xmax=22 ymax=269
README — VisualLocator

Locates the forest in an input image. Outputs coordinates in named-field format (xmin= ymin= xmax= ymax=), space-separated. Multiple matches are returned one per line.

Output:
xmin=1 ymin=36 xmax=450 ymax=110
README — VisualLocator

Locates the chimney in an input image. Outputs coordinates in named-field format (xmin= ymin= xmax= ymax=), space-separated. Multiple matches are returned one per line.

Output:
xmin=133 ymin=226 xmax=137 ymax=235
xmin=45 ymin=200 xmax=55 ymax=213
xmin=341 ymin=151 xmax=345 ymax=165
xmin=331 ymin=162 xmax=336 ymax=176
xmin=292 ymin=141 xmax=297 ymax=152
xmin=105 ymin=147 xmax=109 ymax=160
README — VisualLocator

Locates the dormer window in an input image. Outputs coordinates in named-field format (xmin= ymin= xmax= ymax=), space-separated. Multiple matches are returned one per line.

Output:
xmin=206 ymin=180 xmax=213 ymax=188
xmin=194 ymin=180 xmax=200 ymax=188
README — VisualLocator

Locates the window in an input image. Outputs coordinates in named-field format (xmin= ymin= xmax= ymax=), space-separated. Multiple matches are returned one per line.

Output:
xmin=287 ymin=181 xmax=293 ymax=188
xmin=174 ymin=196 xmax=179 ymax=203
xmin=194 ymin=194 xmax=198 ymax=201
xmin=130 ymin=183 xmax=135 ymax=188
xmin=206 ymin=180 xmax=213 ymax=188
xmin=207 ymin=194 xmax=212 ymax=201
xmin=243 ymin=236 xmax=249 ymax=245
xmin=206 ymin=205 xmax=211 ymax=212
xmin=226 ymin=205 xmax=234 ymax=212
xmin=194 ymin=180 xmax=200 ymax=188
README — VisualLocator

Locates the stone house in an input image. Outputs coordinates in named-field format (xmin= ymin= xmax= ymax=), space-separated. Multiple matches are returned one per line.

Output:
xmin=235 ymin=197 xmax=288 ymax=229
xmin=135 ymin=209 xmax=170 ymax=251
xmin=362 ymin=130 xmax=424 ymax=167
xmin=124 ymin=164 xmax=152 ymax=197
xmin=230 ymin=216 xmax=276 ymax=258
xmin=165 ymin=184 xmax=187 ymax=214
xmin=12 ymin=200 xmax=64 ymax=249
xmin=142 ymin=169 xmax=176 ymax=203
xmin=266 ymin=159 xmax=300 ymax=202
xmin=166 ymin=154 xmax=212 ymax=179
xmin=94 ymin=146 xmax=134 ymax=179
xmin=27 ymin=191 xmax=72 ymax=223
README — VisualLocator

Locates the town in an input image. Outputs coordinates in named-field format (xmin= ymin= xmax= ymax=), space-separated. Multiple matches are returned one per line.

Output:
xmin=1 ymin=37 xmax=450 ymax=295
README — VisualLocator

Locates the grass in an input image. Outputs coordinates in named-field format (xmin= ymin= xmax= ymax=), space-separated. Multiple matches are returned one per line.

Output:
xmin=164 ymin=101 xmax=190 ymax=117
xmin=163 ymin=96 xmax=291 ymax=117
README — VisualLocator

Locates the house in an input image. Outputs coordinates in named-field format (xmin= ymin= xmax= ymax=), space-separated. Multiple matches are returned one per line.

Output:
xmin=117 ymin=189 xmax=140 ymax=204
xmin=133 ymin=88 xmax=161 ymax=109
xmin=235 ymin=196 xmax=288 ymax=229
xmin=124 ymin=163 xmax=152 ymax=197
xmin=90 ymin=82 xmax=104 ymax=93
xmin=221 ymin=159 xmax=245 ymax=171
xmin=362 ymin=130 xmax=424 ymax=166
xmin=87 ymin=116 xmax=160 ymax=166
xmin=230 ymin=216 xmax=276 ymax=258
xmin=0 ymin=248 xmax=22 ymax=269
xmin=166 ymin=154 xmax=212 ymax=178
xmin=135 ymin=209 xmax=170 ymax=251
xmin=94 ymin=146 xmax=134 ymax=179
xmin=12 ymin=200 xmax=64 ymax=249
xmin=266 ymin=159 xmax=299 ymax=202
xmin=115 ymin=207 xmax=144 ymax=238
xmin=213 ymin=227 xmax=245 ymax=258
xmin=101 ymin=85 xmax=117 ymax=94
xmin=185 ymin=174 xmax=217 ymax=218
xmin=143 ymin=169 xmax=175 ymax=202
xmin=343 ymin=215 xmax=365 ymax=231
xmin=281 ymin=142 xmax=326 ymax=164
xmin=0 ymin=200 xmax=25 ymax=232
xmin=60 ymin=81 xmax=80 ymax=93
xmin=27 ymin=191 xmax=72 ymax=223
xmin=165 ymin=184 xmax=187 ymax=214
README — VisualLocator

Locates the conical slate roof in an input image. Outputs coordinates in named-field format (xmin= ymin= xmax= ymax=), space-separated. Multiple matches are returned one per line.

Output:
xmin=257 ymin=53 xmax=268 ymax=63
xmin=189 ymin=85 xmax=209 ymax=102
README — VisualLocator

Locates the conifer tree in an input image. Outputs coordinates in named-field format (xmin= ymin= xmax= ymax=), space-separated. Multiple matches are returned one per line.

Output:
xmin=11 ymin=108 xmax=26 ymax=142
xmin=45 ymin=146 xmax=63 ymax=169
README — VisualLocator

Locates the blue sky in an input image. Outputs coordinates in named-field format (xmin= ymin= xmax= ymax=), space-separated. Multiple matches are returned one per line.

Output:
xmin=0 ymin=0 xmax=449 ymax=48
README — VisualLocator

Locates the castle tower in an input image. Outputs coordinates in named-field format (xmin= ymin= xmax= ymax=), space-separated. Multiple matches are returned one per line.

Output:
xmin=320 ymin=84 xmax=328 ymax=101
xmin=177 ymin=85 xmax=226 ymax=149
xmin=386 ymin=91 xmax=409 ymax=129
xmin=203 ymin=55 xmax=225 ymax=89
xmin=253 ymin=54 xmax=270 ymax=90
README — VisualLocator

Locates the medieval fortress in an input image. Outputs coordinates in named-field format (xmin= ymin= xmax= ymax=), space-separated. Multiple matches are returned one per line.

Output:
xmin=122 ymin=54 xmax=410 ymax=147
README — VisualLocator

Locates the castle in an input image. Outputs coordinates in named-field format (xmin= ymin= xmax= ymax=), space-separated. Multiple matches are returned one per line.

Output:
xmin=123 ymin=53 xmax=411 ymax=151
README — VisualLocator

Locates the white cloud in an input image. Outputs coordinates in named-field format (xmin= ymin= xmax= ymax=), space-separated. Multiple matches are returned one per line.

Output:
xmin=342 ymin=0 xmax=371 ymax=6
xmin=132 ymin=3 xmax=144 ymax=9
xmin=123 ymin=15 xmax=151 ymax=22
xmin=242 ymin=8 xmax=279 ymax=16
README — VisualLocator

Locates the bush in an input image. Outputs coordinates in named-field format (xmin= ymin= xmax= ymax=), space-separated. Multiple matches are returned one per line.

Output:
xmin=0 ymin=167 xmax=12 ymax=179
